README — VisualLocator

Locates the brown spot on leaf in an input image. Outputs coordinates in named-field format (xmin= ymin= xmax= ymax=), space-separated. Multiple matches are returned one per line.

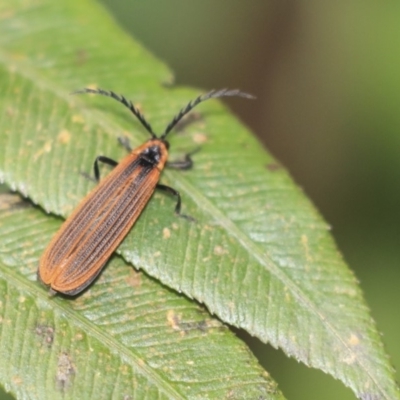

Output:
xmin=35 ymin=324 xmax=55 ymax=348
xmin=126 ymin=270 xmax=142 ymax=288
xmin=56 ymin=352 xmax=75 ymax=390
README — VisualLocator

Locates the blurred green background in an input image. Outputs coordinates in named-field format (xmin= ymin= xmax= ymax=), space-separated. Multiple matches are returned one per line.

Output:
xmin=2 ymin=1 xmax=399 ymax=399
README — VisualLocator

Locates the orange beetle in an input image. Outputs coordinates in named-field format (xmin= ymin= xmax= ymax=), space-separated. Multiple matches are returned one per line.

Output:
xmin=38 ymin=88 xmax=253 ymax=295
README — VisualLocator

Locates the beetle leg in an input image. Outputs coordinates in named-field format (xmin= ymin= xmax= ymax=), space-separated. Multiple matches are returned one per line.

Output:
xmin=167 ymin=147 xmax=200 ymax=170
xmin=156 ymin=184 xmax=195 ymax=221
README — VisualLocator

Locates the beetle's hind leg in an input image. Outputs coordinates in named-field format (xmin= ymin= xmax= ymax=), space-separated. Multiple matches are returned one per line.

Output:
xmin=156 ymin=184 xmax=195 ymax=221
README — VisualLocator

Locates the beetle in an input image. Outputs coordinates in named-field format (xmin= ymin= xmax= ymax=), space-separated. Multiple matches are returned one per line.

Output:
xmin=38 ymin=87 xmax=253 ymax=295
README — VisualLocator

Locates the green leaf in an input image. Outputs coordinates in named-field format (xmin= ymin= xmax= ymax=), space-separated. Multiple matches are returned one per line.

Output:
xmin=0 ymin=1 xmax=398 ymax=399
xmin=0 ymin=190 xmax=282 ymax=399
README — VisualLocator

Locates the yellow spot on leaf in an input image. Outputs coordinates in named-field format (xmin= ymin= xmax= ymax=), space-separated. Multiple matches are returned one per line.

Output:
xmin=214 ymin=245 xmax=227 ymax=256
xmin=125 ymin=270 xmax=142 ymax=288
xmin=72 ymin=114 xmax=85 ymax=124
xmin=33 ymin=140 xmax=52 ymax=161
xmin=348 ymin=333 xmax=360 ymax=346
xmin=193 ymin=133 xmax=208 ymax=144
xmin=12 ymin=375 xmax=23 ymax=385
xmin=163 ymin=227 xmax=171 ymax=239
xmin=301 ymin=234 xmax=312 ymax=269
xmin=167 ymin=310 xmax=180 ymax=330
xmin=58 ymin=129 xmax=71 ymax=144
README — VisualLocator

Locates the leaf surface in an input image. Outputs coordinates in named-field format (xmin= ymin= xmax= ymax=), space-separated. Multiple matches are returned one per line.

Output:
xmin=0 ymin=1 xmax=398 ymax=399
xmin=0 ymin=191 xmax=282 ymax=399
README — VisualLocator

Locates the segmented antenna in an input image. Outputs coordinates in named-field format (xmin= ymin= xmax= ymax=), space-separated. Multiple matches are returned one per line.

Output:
xmin=72 ymin=88 xmax=156 ymax=138
xmin=161 ymin=89 xmax=255 ymax=139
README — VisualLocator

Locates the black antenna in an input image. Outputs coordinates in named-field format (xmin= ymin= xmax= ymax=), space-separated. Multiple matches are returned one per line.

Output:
xmin=161 ymin=89 xmax=255 ymax=139
xmin=72 ymin=88 xmax=156 ymax=138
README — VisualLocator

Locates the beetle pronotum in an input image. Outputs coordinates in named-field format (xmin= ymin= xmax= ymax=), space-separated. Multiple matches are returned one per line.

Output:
xmin=38 ymin=88 xmax=253 ymax=295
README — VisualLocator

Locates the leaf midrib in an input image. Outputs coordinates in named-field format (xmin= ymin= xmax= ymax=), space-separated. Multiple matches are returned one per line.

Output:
xmin=170 ymin=174 xmax=388 ymax=396
xmin=0 ymin=258 xmax=186 ymax=400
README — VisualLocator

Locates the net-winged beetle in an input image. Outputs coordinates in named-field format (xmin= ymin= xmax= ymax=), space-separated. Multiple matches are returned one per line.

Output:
xmin=38 ymin=88 xmax=254 ymax=295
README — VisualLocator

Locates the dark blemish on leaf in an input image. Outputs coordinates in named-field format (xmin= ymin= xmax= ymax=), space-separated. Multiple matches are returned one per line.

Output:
xmin=180 ymin=320 xmax=210 ymax=333
xmin=167 ymin=310 xmax=212 ymax=335
xmin=56 ymin=352 xmax=75 ymax=390
xmin=35 ymin=324 xmax=55 ymax=348
xmin=191 ymin=320 xmax=209 ymax=332
xmin=266 ymin=162 xmax=282 ymax=172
